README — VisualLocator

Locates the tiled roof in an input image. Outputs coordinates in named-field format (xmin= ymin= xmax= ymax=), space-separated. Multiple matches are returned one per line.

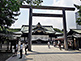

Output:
xmin=72 ymin=29 xmax=81 ymax=34
xmin=21 ymin=25 xmax=55 ymax=34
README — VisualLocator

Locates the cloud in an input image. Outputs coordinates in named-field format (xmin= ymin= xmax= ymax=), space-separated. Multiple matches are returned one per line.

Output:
xmin=53 ymin=0 xmax=65 ymax=6
xmin=53 ymin=0 xmax=81 ymax=7
xmin=73 ymin=0 xmax=81 ymax=5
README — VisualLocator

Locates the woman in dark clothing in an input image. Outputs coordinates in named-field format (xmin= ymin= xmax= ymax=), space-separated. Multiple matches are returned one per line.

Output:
xmin=25 ymin=42 xmax=28 ymax=55
xmin=59 ymin=41 xmax=62 ymax=50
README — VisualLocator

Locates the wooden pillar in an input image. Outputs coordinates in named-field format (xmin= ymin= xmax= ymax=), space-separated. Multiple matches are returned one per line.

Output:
xmin=72 ymin=37 xmax=75 ymax=50
xmin=0 ymin=41 xmax=2 ymax=49
xmin=28 ymin=7 xmax=32 ymax=51
xmin=24 ymin=37 xmax=25 ymax=43
xmin=79 ymin=38 xmax=81 ymax=48
xmin=7 ymin=40 xmax=9 ymax=50
xmin=10 ymin=42 xmax=12 ymax=52
xmin=62 ymin=9 xmax=68 ymax=50
xmin=76 ymin=38 xmax=79 ymax=50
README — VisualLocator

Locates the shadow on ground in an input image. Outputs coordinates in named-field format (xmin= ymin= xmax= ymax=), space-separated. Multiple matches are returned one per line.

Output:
xmin=27 ymin=50 xmax=81 ymax=55
xmin=0 ymin=52 xmax=13 ymax=61
xmin=24 ymin=58 xmax=33 ymax=61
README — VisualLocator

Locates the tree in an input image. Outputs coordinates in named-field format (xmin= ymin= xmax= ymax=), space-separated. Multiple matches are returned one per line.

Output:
xmin=0 ymin=0 xmax=21 ymax=27
xmin=0 ymin=0 xmax=43 ymax=28
xmin=74 ymin=4 xmax=81 ymax=25
xmin=53 ymin=28 xmax=63 ymax=33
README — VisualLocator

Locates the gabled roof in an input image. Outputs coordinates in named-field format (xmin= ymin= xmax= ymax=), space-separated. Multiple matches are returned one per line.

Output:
xmin=68 ymin=29 xmax=81 ymax=38
xmin=68 ymin=29 xmax=81 ymax=35
xmin=55 ymin=32 xmax=63 ymax=36
xmin=21 ymin=22 xmax=55 ymax=34
xmin=72 ymin=29 xmax=81 ymax=34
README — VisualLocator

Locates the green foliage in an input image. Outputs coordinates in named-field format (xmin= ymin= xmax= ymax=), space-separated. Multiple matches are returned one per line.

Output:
xmin=32 ymin=0 xmax=43 ymax=6
xmin=0 ymin=0 xmax=22 ymax=27
xmin=0 ymin=0 xmax=43 ymax=42
xmin=0 ymin=0 xmax=43 ymax=28
xmin=8 ymin=28 xmax=21 ymax=32
xmin=0 ymin=26 xmax=9 ymax=34
xmin=53 ymin=28 xmax=63 ymax=33
xmin=25 ymin=0 xmax=43 ymax=6
xmin=0 ymin=25 xmax=20 ymax=34
xmin=74 ymin=4 xmax=81 ymax=25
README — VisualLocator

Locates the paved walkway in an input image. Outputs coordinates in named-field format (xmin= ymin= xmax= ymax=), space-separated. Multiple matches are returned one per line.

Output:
xmin=6 ymin=45 xmax=81 ymax=61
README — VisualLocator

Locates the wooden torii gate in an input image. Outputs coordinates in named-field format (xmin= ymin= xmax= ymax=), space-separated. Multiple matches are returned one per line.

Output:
xmin=21 ymin=5 xmax=75 ymax=51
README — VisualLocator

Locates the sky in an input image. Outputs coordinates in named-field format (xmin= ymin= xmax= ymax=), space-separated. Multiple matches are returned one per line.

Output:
xmin=11 ymin=0 xmax=81 ymax=31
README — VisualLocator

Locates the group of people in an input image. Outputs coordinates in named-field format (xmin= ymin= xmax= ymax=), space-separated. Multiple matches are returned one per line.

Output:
xmin=13 ymin=42 xmax=28 ymax=59
xmin=47 ymin=40 xmax=62 ymax=50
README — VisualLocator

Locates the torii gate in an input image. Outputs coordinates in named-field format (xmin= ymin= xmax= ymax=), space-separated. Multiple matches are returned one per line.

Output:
xmin=21 ymin=5 xmax=75 ymax=51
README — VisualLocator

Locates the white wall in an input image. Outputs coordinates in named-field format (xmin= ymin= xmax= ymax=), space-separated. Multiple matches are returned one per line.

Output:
xmin=32 ymin=35 xmax=49 ymax=41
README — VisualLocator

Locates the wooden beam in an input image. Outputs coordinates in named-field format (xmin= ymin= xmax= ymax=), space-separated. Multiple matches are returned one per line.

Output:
xmin=33 ymin=13 xmax=63 ymax=17
xmin=21 ymin=5 xmax=75 ymax=11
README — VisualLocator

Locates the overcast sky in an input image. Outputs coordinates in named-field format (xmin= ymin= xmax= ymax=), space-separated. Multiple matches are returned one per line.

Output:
xmin=11 ymin=0 xmax=81 ymax=31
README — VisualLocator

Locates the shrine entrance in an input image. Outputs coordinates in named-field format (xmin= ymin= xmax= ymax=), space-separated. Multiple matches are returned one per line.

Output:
xmin=21 ymin=5 xmax=75 ymax=51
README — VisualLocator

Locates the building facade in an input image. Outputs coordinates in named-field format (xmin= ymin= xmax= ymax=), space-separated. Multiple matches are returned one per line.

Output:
xmin=21 ymin=22 xmax=56 ymax=43
xmin=68 ymin=29 xmax=81 ymax=50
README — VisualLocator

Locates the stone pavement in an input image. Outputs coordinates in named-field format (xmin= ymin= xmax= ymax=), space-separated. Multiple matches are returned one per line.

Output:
xmin=6 ymin=44 xmax=81 ymax=61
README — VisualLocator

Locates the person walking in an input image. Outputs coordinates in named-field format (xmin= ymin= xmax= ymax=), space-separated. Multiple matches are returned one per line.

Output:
xmin=48 ymin=42 xmax=50 ymax=49
xmin=12 ymin=43 xmax=18 ymax=57
xmin=19 ymin=43 xmax=23 ymax=59
xmin=25 ymin=42 xmax=28 ymax=55
xmin=53 ymin=41 xmax=56 ymax=47
xmin=15 ymin=43 xmax=18 ymax=55
xmin=59 ymin=41 xmax=62 ymax=50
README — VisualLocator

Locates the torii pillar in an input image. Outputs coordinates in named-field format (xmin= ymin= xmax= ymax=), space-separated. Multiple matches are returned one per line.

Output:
xmin=62 ymin=9 xmax=68 ymax=50
xmin=28 ymin=7 xmax=32 ymax=51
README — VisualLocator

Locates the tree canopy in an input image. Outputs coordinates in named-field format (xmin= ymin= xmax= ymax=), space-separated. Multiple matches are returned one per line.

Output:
xmin=0 ymin=0 xmax=43 ymax=28
xmin=74 ymin=4 xmax=81 ymax=25
xmin=53 ymin=28 xmax=63 ymax=33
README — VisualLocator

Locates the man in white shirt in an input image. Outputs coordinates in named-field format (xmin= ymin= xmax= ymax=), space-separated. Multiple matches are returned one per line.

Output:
xmin=48 ymin=42 xmax=50 ymax=48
